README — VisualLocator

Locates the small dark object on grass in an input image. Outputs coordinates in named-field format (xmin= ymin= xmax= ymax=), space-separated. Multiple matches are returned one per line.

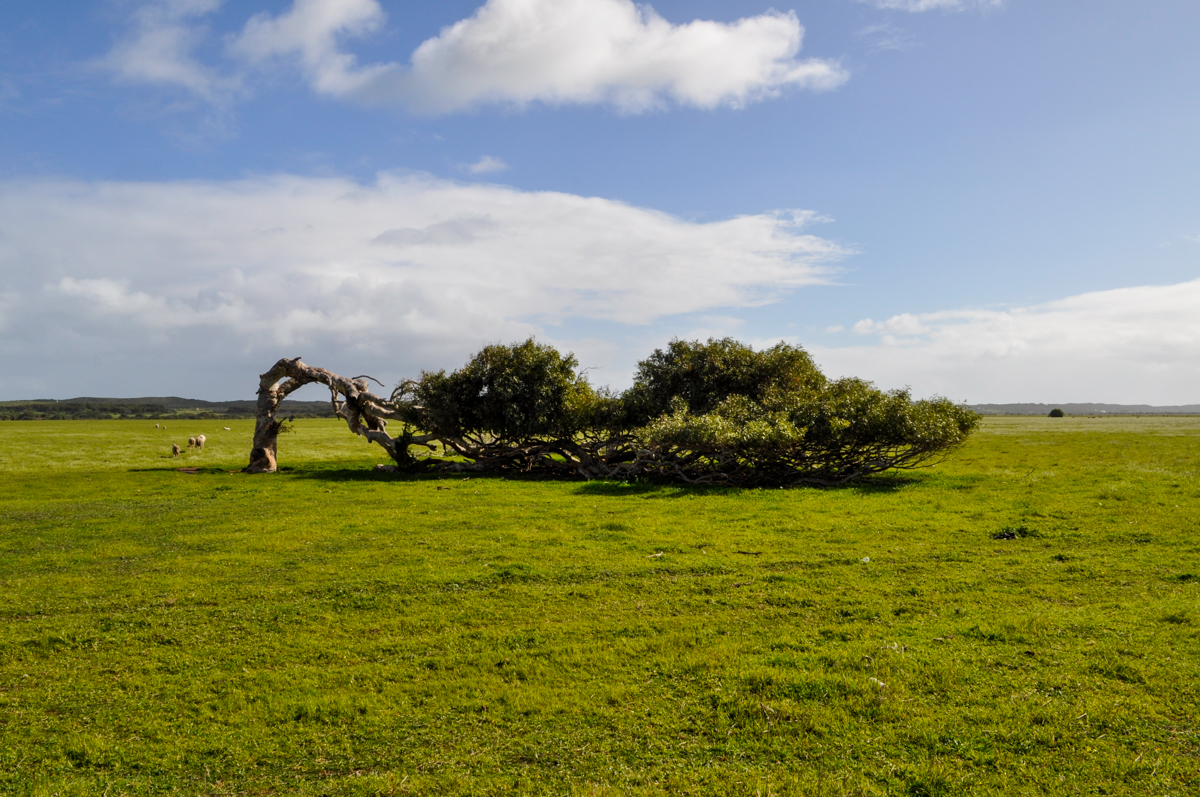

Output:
xmin=1049 ymin=408 xmax=1065 ymax=417
xmin=992 ymin=525 xmax=1038 ymax=540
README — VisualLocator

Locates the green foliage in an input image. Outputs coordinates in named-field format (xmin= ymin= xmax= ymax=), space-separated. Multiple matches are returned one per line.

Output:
xmin=395 ymin=338 xmax=600 ymax=442
xmin=1 ymin=417 xmax=1198 ymax=794
xmin=393 ymin=337 xmax=980 ymax=485
xmin=638 ymin=371 xmax=980 ymax=482
xmin=1050 ymin=407 xmax=1066 ymax=417
xmin=625 ymin=338 xmax=826 ymax=422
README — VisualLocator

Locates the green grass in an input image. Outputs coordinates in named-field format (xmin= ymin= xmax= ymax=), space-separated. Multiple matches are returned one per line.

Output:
xmin=0 ymin=417 xmax=1197 ymax=795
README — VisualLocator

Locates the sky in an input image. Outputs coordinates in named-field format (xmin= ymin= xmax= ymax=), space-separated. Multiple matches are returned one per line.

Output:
xmin=1 ymin=0 xmax=1198 ymax=404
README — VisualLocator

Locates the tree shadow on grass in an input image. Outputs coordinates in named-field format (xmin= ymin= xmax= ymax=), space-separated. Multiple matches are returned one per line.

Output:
xmin=283 ymin=466 xmax=514 ymax=485
xmin=128 ymin=465 xmax=232 ymax=476
xmin=185 ymin=462 xmax=939 ymax=495
xmin=574 ymin=474 xmax=922 ymax=499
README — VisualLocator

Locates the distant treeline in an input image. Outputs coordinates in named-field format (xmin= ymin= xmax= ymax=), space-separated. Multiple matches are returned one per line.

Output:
xmin=0 ymin=397 xmax=335 ymax=421
xmin=971 ymin=403 xmax=1200 ymax=416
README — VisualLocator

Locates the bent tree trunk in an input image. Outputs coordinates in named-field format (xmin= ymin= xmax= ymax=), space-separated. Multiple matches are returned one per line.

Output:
xmin=246 ymin=357 xmax=424 ymax=473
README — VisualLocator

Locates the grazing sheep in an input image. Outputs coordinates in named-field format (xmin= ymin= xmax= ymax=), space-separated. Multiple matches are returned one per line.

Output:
xmin=172 ymin=443 xmax=180 ymax=457
xmin=223 ymin=426 xmax=231 ymax=431
xmin=188 ymin=437 xmax=196 ymax=448
xmin=155 ymin=423 xmax=160 ymax=429
xmin=196 ymin=434 xmax=206 ymax=450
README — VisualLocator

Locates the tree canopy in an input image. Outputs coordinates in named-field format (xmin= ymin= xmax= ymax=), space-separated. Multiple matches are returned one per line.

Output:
xmin=380 ymin=338 xmax=978 ymax=485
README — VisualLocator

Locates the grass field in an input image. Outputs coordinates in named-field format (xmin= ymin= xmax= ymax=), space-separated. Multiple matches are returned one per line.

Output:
xmin=0 ymin=417 xmax=1197 ymax=795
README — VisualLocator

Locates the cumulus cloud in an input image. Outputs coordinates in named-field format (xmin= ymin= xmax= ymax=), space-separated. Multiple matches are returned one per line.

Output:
xmin=384 ymin=0 xmax=847 ymax=112
xmin=99 ymin=0 xmax=240 ymax=103
xmin=223 ymin=0 xmax=847 ymax=112
xmin=852 ymin=312 xmax=929 ymax=339
xmin=0 ymin=174 xmax=842 ymax=398
xmin=863 ymin=0 xmax=1004 ymax=12
xmin=813 ymin=280 xmax=1200 ymax=404
xmin=464 ymin=155 xmax=509 ymax=174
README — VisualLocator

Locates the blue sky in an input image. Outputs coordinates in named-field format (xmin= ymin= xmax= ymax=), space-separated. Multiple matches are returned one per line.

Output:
xmin=1 ymin=0 xmax=1198 ymax=403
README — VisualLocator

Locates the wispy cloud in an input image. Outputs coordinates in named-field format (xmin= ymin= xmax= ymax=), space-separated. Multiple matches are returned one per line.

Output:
xmin=98 ymin=0 xmax=241 ymax=104
xmin=862 ymin=0 xmax=1004 ymax=12
xmin=106 ymin=0 xmax=848 ymax=115
xmin=464 ymin=155 xmax=509 ymax=174
xmin=229 ymin=0 xmax=387 ymax=98
xmin=813 ymin=280 xmax=1200 ymax=403
xmin=0 ymin=174 xmax=844 ymax=398
xmin=856 ymin=23 xmax=919 ymax=52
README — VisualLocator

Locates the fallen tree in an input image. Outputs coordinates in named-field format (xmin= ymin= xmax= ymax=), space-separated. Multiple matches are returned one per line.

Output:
xmin=246 ymin=339 xmax=980 ymax=485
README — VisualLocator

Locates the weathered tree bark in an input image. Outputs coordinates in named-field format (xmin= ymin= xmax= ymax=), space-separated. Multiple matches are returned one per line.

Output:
xmin=245 ymin=357 xmax=432 ymax=473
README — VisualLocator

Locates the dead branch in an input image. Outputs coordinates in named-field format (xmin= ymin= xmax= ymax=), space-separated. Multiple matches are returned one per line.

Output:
xmin=245 ymin=357 xmax=415 ymax=473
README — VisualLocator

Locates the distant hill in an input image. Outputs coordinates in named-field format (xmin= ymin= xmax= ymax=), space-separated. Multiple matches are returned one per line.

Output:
xmin=0 ymin=396 xmax=335 ymax=421
xmin=971 ymin=403 xmax=1200 ymax=416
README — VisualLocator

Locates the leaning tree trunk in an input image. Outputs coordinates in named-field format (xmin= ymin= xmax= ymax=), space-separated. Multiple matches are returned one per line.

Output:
xmin=245 ymin=357 xmax=431 ymax=473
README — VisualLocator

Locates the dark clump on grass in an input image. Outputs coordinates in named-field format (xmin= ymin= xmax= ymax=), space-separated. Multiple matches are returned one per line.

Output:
xmin=991 ymin=524 xmax=1039 ymax=540
xmin=1049 ymin=408 xmax=1065 ymax=417
xmin=493 ymin=563 xmax=541 ymax=583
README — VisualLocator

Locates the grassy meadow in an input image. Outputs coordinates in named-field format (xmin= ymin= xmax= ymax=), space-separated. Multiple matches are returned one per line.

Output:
xmin=0 ymin=417 xmax=1197 ymax=795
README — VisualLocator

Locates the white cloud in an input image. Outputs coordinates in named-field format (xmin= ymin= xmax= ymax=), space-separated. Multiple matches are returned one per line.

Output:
xmin=813 ymin=280 xmax=1200 ymax=404
xmin=229 ymin=0 xmax=847 ymax=112
xmin=99 ymin=0 xmax=240 ymax=103
xmin=464 ymin=155 xmax=509 ymax=174
xmin=230 ymin=0 xmax=388 ymax=97
xmin=396 ymin=0 xmax=846 ymax=112
xmin=104 ymin=0 xmax=847 ymax=114
xmin=0 ymin=174 xmax=842 ymax=398
xmin=852 ymin=312 xmax=929 ymax=336
xmin=863 ymin=0 xmax=1004 ymax=12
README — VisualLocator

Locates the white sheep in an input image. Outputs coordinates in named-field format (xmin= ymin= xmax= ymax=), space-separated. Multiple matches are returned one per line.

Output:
xmin=171 ymin=443 xmax=180 ymax=457
xmin=188 ymin=436 xmax=196 ymax=448
xmin=195 ymin=434 xmax=206 ymax=450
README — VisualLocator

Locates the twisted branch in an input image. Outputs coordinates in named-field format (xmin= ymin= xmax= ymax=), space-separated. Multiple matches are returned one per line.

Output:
xmin=245 ymin=357 xmax=429 ymax=473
